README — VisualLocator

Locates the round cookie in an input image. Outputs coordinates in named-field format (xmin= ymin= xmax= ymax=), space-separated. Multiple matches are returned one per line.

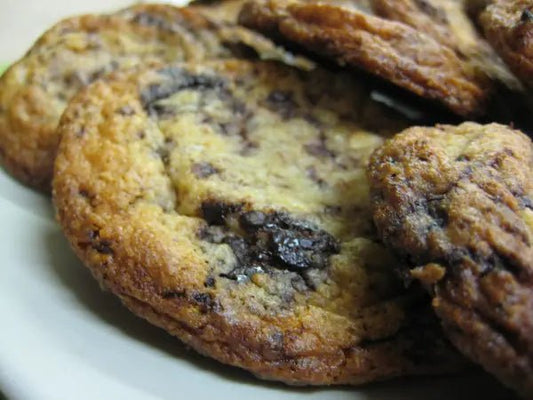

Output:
xmin=0 ymin=4 xmax=298 ymax=192
xmin=367 ymin=122 xmax=533 ymax=397
xmin=238 ymin=0 xmax=490 ymax=117
xmin=371 ymin=0 xmax=521 ymax=90
xmin=53 ymin=60 xmax=464 ymax=385
xmin=480 ymin=0 xmax=533 ymax=88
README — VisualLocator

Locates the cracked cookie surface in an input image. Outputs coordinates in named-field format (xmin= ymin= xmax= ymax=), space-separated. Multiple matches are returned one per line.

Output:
xmin=480 ymin=0 xmax=533 ymax=88
xmin=238 ymin=0 xmax=490 ymax=117
xmin=372 ymin=0 xmax=521 ymax=90
xmin=367 ymin=122 xmax=533 ymax=397
xmin=53 ymin=60 xmax=464 ymax=385
xmin=0 ymin=4 xmax=296 ymax=192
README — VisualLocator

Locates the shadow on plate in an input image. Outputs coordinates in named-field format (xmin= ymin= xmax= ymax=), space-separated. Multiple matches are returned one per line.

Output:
xmin=44 ymin=228 xmax=517 ymax=400
xmin=44 ymin=228 xmax=324 ymax=394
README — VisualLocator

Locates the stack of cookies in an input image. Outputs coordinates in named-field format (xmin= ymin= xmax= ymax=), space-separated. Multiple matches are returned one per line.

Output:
xmin=0 ymin=0 xmax=531 ymax=398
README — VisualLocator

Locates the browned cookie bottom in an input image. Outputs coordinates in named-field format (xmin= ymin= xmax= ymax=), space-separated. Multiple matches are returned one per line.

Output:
xmin=239 ymin=0 xmax=490 ymax=117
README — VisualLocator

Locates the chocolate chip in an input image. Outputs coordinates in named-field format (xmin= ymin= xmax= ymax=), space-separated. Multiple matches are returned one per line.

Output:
xmin=192 ymin=162 xmax=219 ymax=179
xmin=192 ymin=292 xmax=211 ymax=304
xmin=225 ymin=236 xmax=250 ymax=265
xmin=162 ymin=290 xmax=186 ymax=299
xmin=192 ymin=292 xmax=218 ymax=313
xmin=141 ymin=68 xmax=227 ymax=113
xmin=204 ymin=277 xmax=216 ymax=288
xmin=270 ymin=228 xmax=338 ymax=271
xmin=201 ymin=201 xmax=242 ymax=225
xmin=200 ymin=206 xmax=339 ymax=283
xmin=521 ymin=9 xmax=533 ymax=22
xmin=92 ymin=240 xmax=113 ymax=255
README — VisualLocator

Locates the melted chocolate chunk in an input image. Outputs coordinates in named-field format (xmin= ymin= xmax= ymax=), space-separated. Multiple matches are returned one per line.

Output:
xmin=141 ymin=67 xmax=227 ymax=115
xmin=201 ymin=201 xmax=242 ymax=225
xmin=200 ymin=205 xmax=340 ymax=283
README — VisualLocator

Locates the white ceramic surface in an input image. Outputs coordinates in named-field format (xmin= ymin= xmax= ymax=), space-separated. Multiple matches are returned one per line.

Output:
xmin=0 ymin=1 xmax=519 ymax=399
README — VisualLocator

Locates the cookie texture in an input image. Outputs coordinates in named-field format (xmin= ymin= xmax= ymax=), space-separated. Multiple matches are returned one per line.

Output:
xmin=0 ymin=4 xmax=298 ymax=192
xmin=372 ymin=0 xmax=520 ymax=90
xmin=480 ymin=0 xmax=533 ymax=88
xmin=238 ymin=0 xmax=489 ymax=117
xmin=368 ymin=122 xmax=533 ymax=397
xmin=191 ymin=0 xmax=251 ymax=23
xmin=53 ymin=60 xmax=464 ymax=385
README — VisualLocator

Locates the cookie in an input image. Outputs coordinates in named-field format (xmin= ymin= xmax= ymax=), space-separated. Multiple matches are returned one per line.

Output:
xmin=367 ymin=122 xmax=533 ymax=397
xmin=191 ymin=0 xmax=251 ymax=23
xmin=191 ymin=0 xmax=372 ymax=23
xmin=480 ymin=0 xmax=533 ymax=88
xmin=371 ymin=0 xmax=521 ymax=90
xmin=0 ymin=4 xmax=300 ymax=192
xmin=238 ymin=0 xmax=489 ymax=117
xmin=53 ymin=60 xmax=464 ymax=385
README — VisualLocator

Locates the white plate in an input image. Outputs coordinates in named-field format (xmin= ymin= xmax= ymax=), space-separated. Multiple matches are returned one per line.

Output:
xmin=0 ymin=1 xmax=518 ymax=399
xmin=0 ymin=167 xmax=517 ymax=400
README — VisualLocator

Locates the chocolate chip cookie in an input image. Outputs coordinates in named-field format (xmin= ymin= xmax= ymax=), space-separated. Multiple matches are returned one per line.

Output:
xmin=367 ymin=122 xmax=533 ymax=397
xmin=238 ymin=0 xmax=490 ymax=117
xmin=372 ymin=0 xmax=521 ymax=90
xmin=0 ymin=4 xmax=300 ymax=192
xmin=480 ymin=0 xmax=533 ymax=88
xmin=53 ymin=60 xmax=464 ymax=385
